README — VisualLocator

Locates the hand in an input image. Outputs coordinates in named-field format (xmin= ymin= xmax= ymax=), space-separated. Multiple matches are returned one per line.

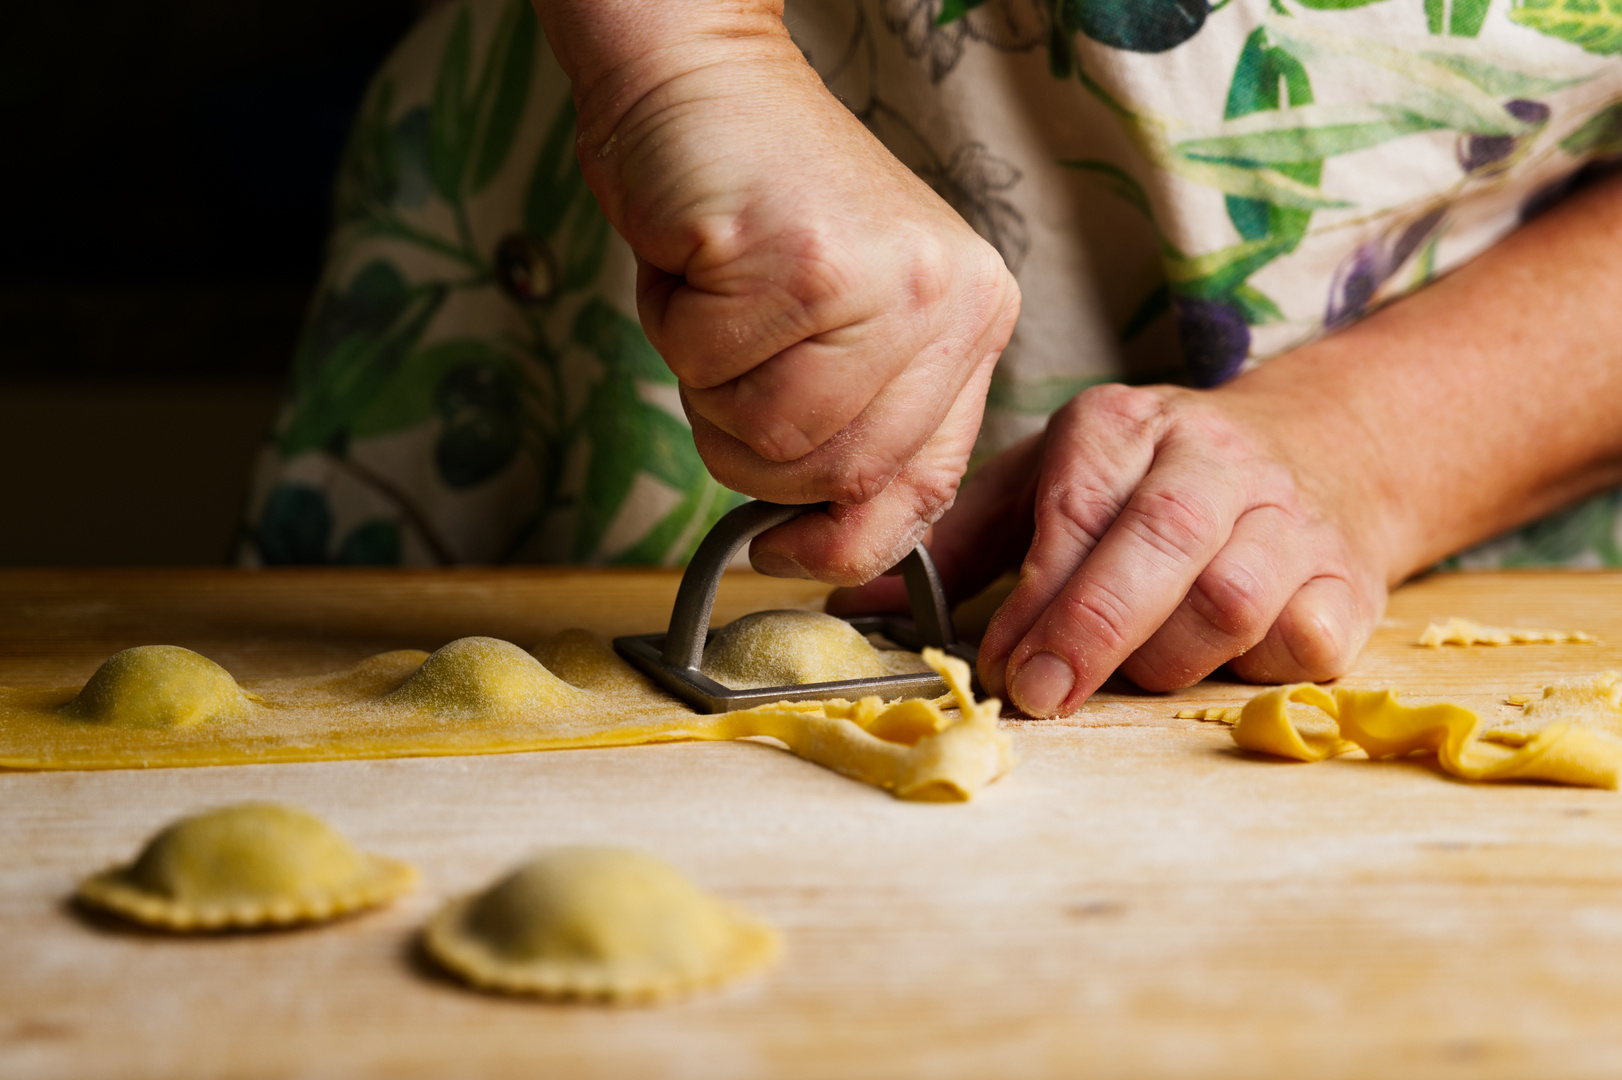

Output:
xmin=830 ymin=378 xmax=1399 ymax=716
xmin=831 ymin=168 xmax=1622 ymax=716
xmin=539 ymin=0 xmax=1021 ymax=585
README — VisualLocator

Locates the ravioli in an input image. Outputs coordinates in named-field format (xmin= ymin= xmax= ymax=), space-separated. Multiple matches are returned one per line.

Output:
xmin=61 ymin=645 xmax=258 ymax=728
xmin=77 ymin=803 xmax=417 ymax=931
xmin=0 ymin=628 xmax=1016 ymax=802
xmin=1231 ymin=682 xmax=1622 ymax=789
xmin=1417 ymin=616 xmax=1596 ymax=647
xmin=701 ymin=609 xmax=893 ymax=689
xmin=424 ymin=847 xmax=778 ymax=1001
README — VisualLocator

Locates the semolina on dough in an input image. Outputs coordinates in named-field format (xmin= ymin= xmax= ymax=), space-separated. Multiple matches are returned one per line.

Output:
xmin=424 ymin=847 xmax=778 ymax=1001
xmin=700 ymin=609 xmax=927 ymax=689
xmin=77 ymin=802 xmax=417 ymax=931
xmin=0 ymin=621 xmax=1015 ymax=801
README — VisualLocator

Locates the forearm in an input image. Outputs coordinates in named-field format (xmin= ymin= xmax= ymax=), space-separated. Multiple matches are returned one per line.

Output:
xmin=1220 ymin=172 xmax=1622 ymax=584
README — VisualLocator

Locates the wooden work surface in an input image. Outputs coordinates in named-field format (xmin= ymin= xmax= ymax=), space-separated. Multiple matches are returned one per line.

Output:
xmin=5 ymin=568 xmax=1622 ymax=1079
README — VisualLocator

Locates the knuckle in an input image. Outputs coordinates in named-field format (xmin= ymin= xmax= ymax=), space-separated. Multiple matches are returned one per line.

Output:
xmin=1188 ymin=562 xmax=1273 ymax=643
xmin=1037 ymin=481 xmax=1118 ymax=550
xmin=1054 ymin=580 xmax=1136 ymax=657
xmin=736 ymin=414 xmax=816 ymax=464
xmin=1280 ymin=601 xmax=1354 ymax=682
xmin=776 ymin=228 xmax=859 ymax=324
xmin=817 ymin=453 xmax=898 ymax=507
xmin=1122 ymin=487 xmax=1221 ymax=566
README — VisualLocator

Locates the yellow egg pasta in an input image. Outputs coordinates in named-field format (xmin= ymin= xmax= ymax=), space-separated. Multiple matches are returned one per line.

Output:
xmin=424 ymin=847 xmax=778 ymax=1002
xmin=0 ymin=624 xmax=1015 ymax=802
xmin=1231 ymin=681 xmax=1622 ymax=789
xmin=77 ymin=803 xmax=416 ymax=931
xmin=1417 ymin=616 xmax=1596 ymax=647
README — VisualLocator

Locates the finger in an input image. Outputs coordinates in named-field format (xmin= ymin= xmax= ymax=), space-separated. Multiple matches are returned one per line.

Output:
xmin=994 ymin=423 xmax=1252 ymax=717
xmin=687 ymin=318 xmax=1009 ymax=508
xmin=1226 ymin=574 xmax=1378 ymax=684
xmin=681 ymin=318 xmax=934 ymax=463
xmin=747 ymin=351 xmax=1000 ymax=585
xmin=684 ymin=254 xmax=1017 ymax=477
xmin=1117 ymin=503 xmax=1314 ymax=692
xmin=825 ymin=431 xmax=1043 ymax=617
xmin=974 ymin=386 xmax=1164 ymax=699
xmin=637 ymin=244 xmax=883 ymax=392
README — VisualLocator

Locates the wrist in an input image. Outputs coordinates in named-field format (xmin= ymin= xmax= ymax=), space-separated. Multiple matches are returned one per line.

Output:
xmin=532 ymin=0 xmax=794 ymax=147
xmin=1212 ymin=357 xmax=1416 ymax=588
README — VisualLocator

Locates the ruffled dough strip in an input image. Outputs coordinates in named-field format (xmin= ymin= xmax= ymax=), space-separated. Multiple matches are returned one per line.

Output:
xmin=695 ymin=650 xmax=1015 ymax=802
xmin=1418 ymin=616 xmax=1596 ymax=647
xmin=1231 ymin=683 xmax=1622 ymax=788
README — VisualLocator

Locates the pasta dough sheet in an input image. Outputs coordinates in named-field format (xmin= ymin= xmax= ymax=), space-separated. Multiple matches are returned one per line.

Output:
xmin=1231 ymin=680 xmax=1622 ymax=789
xmin=0 ymin=631 xmax=1015 ymax=802
xmin=1417 ymin=616 xmax=1596 ymax=647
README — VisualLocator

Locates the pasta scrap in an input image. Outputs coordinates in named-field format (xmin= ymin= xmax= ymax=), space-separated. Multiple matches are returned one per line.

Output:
xmin=1417 ymin=616 xmax=1596 ymax=647
xmin=1231 ymin=682 xmax=1622 ymax=789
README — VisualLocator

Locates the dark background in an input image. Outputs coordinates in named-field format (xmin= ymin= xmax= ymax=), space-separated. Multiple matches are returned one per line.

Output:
xmin=0 ymin=0 xmax=420 ymax=563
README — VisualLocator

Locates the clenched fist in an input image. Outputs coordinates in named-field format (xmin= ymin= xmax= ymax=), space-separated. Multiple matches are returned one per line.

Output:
xmin=538 ymin=0 xmax=1021 ymax=584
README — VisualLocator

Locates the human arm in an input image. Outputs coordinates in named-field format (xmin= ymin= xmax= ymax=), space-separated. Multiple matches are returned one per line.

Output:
xmin=831 ymin=172 xmax=1622 ymax=716
xmin=531 ymin=0 xmax=1021 ymax=583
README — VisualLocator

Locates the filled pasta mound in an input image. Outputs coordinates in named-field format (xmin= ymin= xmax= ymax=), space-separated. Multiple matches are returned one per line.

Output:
xmin=77 ymin=802 xmax=417 ymax=931
xmin=424 ymin=847 xmax=778 ymax=1001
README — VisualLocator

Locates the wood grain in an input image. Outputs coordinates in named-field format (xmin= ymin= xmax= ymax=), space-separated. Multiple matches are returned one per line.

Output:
xmin=4 ymin=569 xmax=1622 ymax=1079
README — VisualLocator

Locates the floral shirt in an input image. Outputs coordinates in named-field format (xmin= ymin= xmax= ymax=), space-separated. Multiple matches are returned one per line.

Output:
xmin=240 ymin=0 xmax=1622 ymax=569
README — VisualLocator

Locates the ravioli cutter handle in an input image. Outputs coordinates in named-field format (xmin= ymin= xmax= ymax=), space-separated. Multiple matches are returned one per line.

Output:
xmin=660 ymin=500 xmax=958 ymax=670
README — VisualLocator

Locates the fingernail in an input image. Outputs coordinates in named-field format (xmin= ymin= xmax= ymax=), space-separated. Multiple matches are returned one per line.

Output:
xmin=751 ymin=552 xmax=813 ymax=579
xmin=1011 ymin=652 xmax=1076 ymax=717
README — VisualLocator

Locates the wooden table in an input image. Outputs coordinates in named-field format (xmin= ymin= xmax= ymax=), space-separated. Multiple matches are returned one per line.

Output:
xmin=5 ymin=568 xmax=1622 ymax=1079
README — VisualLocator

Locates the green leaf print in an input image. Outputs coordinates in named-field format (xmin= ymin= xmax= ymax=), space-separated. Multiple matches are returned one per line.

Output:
xmin=936 ymin=0 xmax=990 ymax=26
xmin=521 ymin=98 xmax=614 ymax=292
xmin=390 ymin=107 xmax=433 ymax=209
xmin=1221 ymin=28 xmax=1319 ymax=243
xmin=1293 ymin=0 xmax=1391 ymax=8
xmin=1229 ymin=283 xmax=1286 ymax=324
xmin=612 ymin=478 xmax=744 ymax=566
xmin=1426 ymin=0 xmax=1492 ymax=35
xmin=1418 ymin=52 xmax=1590 ymax=97
xmin=1165 ymin=236 xmax=1296 ymax=296
xmin=523 ymin=99 xmax=584 ymax=239
xmin=469 ymin=0 xmax=538 ymax=194
xmin=1178 ymin=105 xmax=1445 ymax=165
xmin=350 ymin=338 xmax=523 ymax=439
xmin=336 ymin=519 xmax=403 ymax=565
xmin=1070 ymin=0 xmax=1210 ymax=54
xmin=279 ymin=262 xmax=448 ymax=458
xmin=1119 ymin=284 xmax=1171 ymax=343
xmin=1265 ymin=20 xmax=1531 ymax=134
xmin=1501 ymin=493 xmax=1622 ymax=566
xmin=986 ymin=372 xmax=1115 ymax=413
xmin=571 ymin=299 xmax=676 ymax=384
xmin=258 ymin=485 xmax=333 ymax=565
xmin=571 ymin=374 xmax=649 ymax=560
xmin=1510 ymin=0 xmax=1622 ymax=54
xmin=427 ymin=7 xmax=475 ymax=202
xmin=333 ymin=80 xmax=398 ymax=224
xmin=1562 ymin=99 xmax=1622 ymax=155
xmin=434 ymin=361 xmax=524 ymax=488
